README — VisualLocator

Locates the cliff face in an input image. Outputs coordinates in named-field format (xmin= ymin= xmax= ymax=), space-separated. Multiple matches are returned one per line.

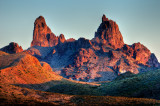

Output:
xmin=95 ymin=15 xmax=124 ymax=49
xmin=31 ymin=16 xmax=65 ymax=47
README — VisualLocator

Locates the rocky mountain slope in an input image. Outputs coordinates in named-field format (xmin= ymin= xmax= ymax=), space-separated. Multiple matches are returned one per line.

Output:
xmin=23 ymin=14 xmax=160 ymax=82
xmin=0 ymin=51 xmax=62 ymax=84
xmin=0 ymin=50 xmax=100 ymax=91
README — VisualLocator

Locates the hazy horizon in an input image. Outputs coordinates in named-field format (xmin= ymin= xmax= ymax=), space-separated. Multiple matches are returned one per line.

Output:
xmin=0 ymin=0 xmax=160 ymax=61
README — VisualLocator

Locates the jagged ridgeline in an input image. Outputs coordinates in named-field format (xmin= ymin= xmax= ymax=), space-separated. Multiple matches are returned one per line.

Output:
xmin=1 ymin=15 xmax=160 ymax=82
xmin=1 ymin=14 xmax=160 ymax=105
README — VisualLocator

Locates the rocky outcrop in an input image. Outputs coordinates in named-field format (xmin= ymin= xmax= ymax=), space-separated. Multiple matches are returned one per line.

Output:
xmin=66 ymin=38 xmax=75 ymax=42
xmin=74 ymin=48 xmax=98 ymax=67
xmin=31 ymin=16 xmax=59 ymax=47
xmin=121 ymin=44 xmax=134 ymax=57
xmin=58 ymin=34 xmax=66 ymax=44
xmin=132 ymin=42 xmax=151 ymax=65
xmin=95 ymin=14 xmax=124 ymax=49
xmin=122 ymin=42 xmax=152 ymax=65
xmin=0 ymin=42 xmax=23 ymax=54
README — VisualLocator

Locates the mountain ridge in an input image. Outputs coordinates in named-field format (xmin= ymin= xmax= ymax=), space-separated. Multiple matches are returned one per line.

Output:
xmin=1 ymin=14 xmax=160 ymax=82
xmin=1 ymin=15 xmax=160 ymax=105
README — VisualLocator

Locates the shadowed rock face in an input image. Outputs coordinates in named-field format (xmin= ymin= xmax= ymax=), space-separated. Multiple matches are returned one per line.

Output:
xmin=147 ymin=53 xmax=160 ymax=67
xmin=0 ymin=42 xmax=23 ymax=54
xmin=95 ymin=14 xmax=124 ymax=49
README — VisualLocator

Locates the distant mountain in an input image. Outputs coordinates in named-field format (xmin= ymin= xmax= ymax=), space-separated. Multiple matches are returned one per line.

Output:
xmin=0 ymin=42 xmax=23 ymax=54
xmin=23 ymin=14 xmax=160 ymax=82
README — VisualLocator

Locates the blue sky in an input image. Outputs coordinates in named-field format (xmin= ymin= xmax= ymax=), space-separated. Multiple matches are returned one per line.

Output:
xmin=0 ymin=0 xmax=160 ymax=60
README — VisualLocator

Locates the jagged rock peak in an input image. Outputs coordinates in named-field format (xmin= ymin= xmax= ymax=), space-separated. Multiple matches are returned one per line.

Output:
xmin=31 ymin=16 xmax=59 ymax=47
xmin=34 ymin=16 xmax=48 ymax=31
xmin=35 ymin=16 xmax=46 ymax=24
xmin=95 ymin=14 xmax=124 ymax=49
xmin=0 ymin=42 xmax=23 ymax=54
xmin=102 ymin=14 xmax=109 ymax=22
xmin=58 ymin=34 xmax=66 ymax=43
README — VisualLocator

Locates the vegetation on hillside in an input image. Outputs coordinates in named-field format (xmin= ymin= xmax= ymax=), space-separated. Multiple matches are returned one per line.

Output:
xmin=99 ymin=69 xmax=160 ymax=100
xmin=1 ymin=83 xmax=160 ymax=105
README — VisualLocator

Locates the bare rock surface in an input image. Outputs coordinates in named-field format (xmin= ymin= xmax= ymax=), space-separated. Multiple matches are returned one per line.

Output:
xmin=31 ymin=16 xmax=66 ymax=47
xmin=95 ymin=14 xmax=124 ymax=49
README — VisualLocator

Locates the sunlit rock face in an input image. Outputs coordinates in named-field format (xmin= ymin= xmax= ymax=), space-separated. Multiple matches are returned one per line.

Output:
xmin=31 ymin=16 xmax=66 ymax=47
xmin=95 ymin=14 xmax=124 ymax=49
xmin=122 ymin=42 xmax=151 ymax=65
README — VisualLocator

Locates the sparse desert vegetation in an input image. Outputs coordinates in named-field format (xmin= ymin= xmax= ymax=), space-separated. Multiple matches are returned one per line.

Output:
xmin=99 ymin=69 xmax=160 ymax=100
xmin=1 ymin=83 xmax=160 ymax=105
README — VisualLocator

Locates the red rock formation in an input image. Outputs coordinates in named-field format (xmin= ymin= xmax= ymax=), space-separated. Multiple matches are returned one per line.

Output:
xmin=52 ymin=49 xmax=56 ymax=55
xmin=132 ymin=42 xmax=151 ymax=64
xmin=58 ymin=34 xmax=66 ymax=43
xmin=122 ymin=42 xmax=151 ymax=65
xmin=74 ymin=48 xmax=98 ymax=67
xmin=25 ymin=15 xmax=160 ymax=82
xmin=95 ymin=14 xmax=124 ymax=49
xmin=66 ymin=38 xmax=75 ymax=42
xmin=0 ymin=42 xmax=23 ymax=54
xmin=31 ymin=16 xmax=59 ymax=47
xmin=121 ymin=44 xmax=134 ymax=57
